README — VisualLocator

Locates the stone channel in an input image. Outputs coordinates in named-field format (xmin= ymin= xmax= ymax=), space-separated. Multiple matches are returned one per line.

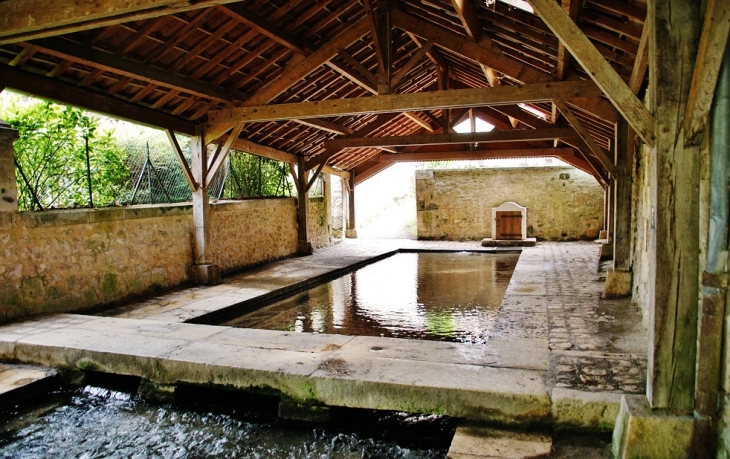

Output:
xmin=0 ymin=239 xmax=645 ymax=433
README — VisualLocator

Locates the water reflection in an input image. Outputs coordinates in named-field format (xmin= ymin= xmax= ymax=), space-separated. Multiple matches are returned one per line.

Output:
xmin=224 ymin=252 xmax=519 ymax=344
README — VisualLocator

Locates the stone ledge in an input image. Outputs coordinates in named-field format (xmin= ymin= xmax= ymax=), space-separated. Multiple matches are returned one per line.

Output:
xmin=550 ymin=388 xmax=622 ymax=431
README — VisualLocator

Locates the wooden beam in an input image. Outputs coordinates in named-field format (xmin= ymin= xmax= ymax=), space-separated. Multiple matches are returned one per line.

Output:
xmin=295 ymin=118 xmax=353 ymax=136
xmin=221 ymin=4 xmax=313 ymax=56
xmin=683 ymin=0 xmax=730 ymax=142
xmin=324 ymin=127 xmax=577 ymax=150
xmin=337 ymin=50 xmax=377 ymax=86
xmin=29 ymin=37 xmax=247 ymax=104
xmin=208 ymin=80 xmax=603 ymax=124
xmin=0 ymin=63 xmax=196 ymax=135
xmin=0 ymin=0 xmax=244 ymax=44
xmin=205 ymin=122 xmax=245 ymax=186
xmin=231 ymin=138 xmax=299 ymax=164
xmin=390 ymin=40 xmax=434 ymax=89
xmin=403 ymin=112 xmax=435 ymax=132
xmin=205 ymin=17 xmax=371 ymax=141
xmin=378 ymin=147 xmax=574 ymax=162
xmin=628 ymin=13 xmax=650 ymax=95
xmin=391 ymin=8 xmax=552 ymax=84
xmin=556 ymin=0 xmax=580 ymax=80
xmin=554 ymin=98 xmax=616 ymax=176
xmin=166 ymin=129 xmax=198 ymax=191
xmin=322 ymin=165 xmax=349 ymax=179
xmin=326 ymin=60 xmax=377 ymax=94
xmin=528 ymin=0 xmax=655 ymax=146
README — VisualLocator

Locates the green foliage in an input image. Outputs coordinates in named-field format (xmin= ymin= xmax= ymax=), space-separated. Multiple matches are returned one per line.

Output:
xmin=221 ymin=151 xmax=293 ymax=199
xmin=5 ymin=101 xmax=129 ymax=210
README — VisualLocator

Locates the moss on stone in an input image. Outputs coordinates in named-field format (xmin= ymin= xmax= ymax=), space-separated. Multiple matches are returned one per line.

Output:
xmin=101 ymin=272 xmax=119 ymax=297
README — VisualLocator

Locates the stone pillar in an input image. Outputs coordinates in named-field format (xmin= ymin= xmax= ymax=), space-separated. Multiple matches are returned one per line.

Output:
xmin=345 ymin=170 xmax=357 ymax=238
xmin=0 ymin=121 xmax=19 ymax=213
xmin=606 ymin=118 xmax=633 ymax=297
xmin=190 ymin=127 xmax=219 ymax=284
xmin=296 ymin=155 xmax=313 ymax=255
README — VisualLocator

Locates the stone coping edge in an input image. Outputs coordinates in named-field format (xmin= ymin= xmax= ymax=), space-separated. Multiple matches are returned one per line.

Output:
xmin=2 ymin=198 xmax=300 ymax=229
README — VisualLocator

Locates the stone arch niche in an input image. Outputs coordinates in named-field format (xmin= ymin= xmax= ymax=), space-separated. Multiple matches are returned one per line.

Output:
xmin=492 ymin=202 xmax=527 ymax=240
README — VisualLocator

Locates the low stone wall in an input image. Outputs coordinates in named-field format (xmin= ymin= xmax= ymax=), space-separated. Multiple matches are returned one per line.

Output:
xmin=416 ymin=166 xmax=604 ymax=241
xmin=307 ymin=196 xmax=331 ymax=249
xmin=210 ymin=198 xmax=298 ymax=273
xmin=0 ymin=197 xmax=328 ymax=323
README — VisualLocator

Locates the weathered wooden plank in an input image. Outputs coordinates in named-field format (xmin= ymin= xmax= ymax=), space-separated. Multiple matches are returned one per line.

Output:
xmin=391 ymin=40 xmax=434 ymax=89
xmin=205 ymin=122 xmax=245 ymax=186
xmin=556 ymin=0 xmax=580 ymax=80
xmin=378 ymin=147 xmax=574 ymax=162
xmin=683 ymin=0 xmax=730 ymax=142
xmin=529 ymin=0 xmax=655 ymax=146
xmin=403 ymin=112 xmax=435 ymax=132
xmin=30 ymin=37 xmax=247 ymax=104
xmin=221 ymin=4 xmax=312 ymax=55
xmin=208 ymin=80 xmax=603 ymax=124
xmin=391 ymin=8 xmax=552 ymax=84
xmin=324 ymin=127 xmax=576 ymax=150
xmin=647 ymin=0 xmax=701 ymax=413
xmin=553 ymin=98 xmax=616 ymax=176
xmin=166 ymin=129 xmax=198 ymax=191
xmin=231 ymin=137 xmax=299 ymax=164
xmin=0 ymin=0 xmax=245 ymax=44
xmin=0 ymin=63 xmax=196 ymax=135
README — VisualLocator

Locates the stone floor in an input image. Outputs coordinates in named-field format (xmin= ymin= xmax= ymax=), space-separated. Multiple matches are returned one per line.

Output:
xmin=0 ymin=239 xmax=647 ymax=434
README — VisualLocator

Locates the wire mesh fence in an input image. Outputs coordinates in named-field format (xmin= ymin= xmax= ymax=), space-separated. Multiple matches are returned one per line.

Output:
xmin=15 ymin=142 xmax=295 ymax=211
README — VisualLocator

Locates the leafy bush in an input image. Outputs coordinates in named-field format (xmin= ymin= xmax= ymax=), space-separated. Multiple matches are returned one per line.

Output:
xmin=5 ymin=101 xmax=129 ymax=210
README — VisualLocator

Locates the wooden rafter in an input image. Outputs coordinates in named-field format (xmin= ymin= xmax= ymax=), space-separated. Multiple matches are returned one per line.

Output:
xmin=556 ymin=0 xmax=580 ymax=80
xmin=29 ymin=37 xmax=248 ymax=104
xmin=377 ymin=147 xmax=574 ymax=162
xmin=221 ymin=4 xmax=313 ymax=56
xmin=208 ymin=80 xmax=602 ymax=124
xmin=0 ymin=0 xmax=243 ymax=44
xmin=324 ymin=127 xmax=577 ymax=150
xmin=0 ymin=63 xmax=196 ymax=135
xmin=528 ymin=0 xmax=655 ymax=146
xmin=554 ymin=98 xmax=616 ymax=177
xmin=205 ymin=122 xmax=245 ymax=186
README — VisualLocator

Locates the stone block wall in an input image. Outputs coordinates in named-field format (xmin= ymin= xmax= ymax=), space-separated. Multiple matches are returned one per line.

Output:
xmin=210 ymin=198 xmax=298 ymax=273
xmin=0 ymin=197 xmax=328 ymax=323
xmin=416 ymin=166 xmax=604 ymax=241
xmin=308 ymin=196 xmax=331 ymax=249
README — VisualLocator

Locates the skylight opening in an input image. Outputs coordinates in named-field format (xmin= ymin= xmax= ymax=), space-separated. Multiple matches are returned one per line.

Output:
xmin=518 ymin=103 xmax=548 ymax=120
xmin=453 ymin=117 xmax=495 ymax=133
xmin=486 ymin=0 xmax=534 ymax=14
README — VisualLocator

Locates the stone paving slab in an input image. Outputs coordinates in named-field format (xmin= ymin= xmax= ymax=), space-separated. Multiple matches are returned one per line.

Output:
xmin=0 ymin=315 xmax=550 ymax=424
xmin=0 ymin=363 xmax=58 ymax=409
xmin=447 ymin=425 xmax=552 ymax=458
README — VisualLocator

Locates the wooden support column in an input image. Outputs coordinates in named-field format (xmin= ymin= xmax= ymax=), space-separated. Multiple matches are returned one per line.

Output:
xmin=296 ymin=155 xmax=313 ymax=255
xmin=346 ymin=171 xmax=357 ymax=238
xmin=0 ymin=120 xmax=19 ymax=213
xmin=605 ymin=118 xmax=633 ymax=297
xmin=647 ymin=0 xmax=701 ymax=413
xmin=190 ymin=126 xmax=219 ymax=285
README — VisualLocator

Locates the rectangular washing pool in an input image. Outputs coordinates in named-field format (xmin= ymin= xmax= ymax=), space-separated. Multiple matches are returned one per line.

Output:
xmin=222 ymin=251 xmax=519 ymax=344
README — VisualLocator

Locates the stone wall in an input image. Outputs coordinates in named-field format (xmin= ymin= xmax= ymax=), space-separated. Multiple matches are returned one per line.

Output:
xmin=307 ymin=196 xmax=331 ymax=249
xmin=416 ymin=166 xmax=604 ymax=241
xmin=210 ymin=198 xmax=298 ymax=273
xmin=0 ymin=198 xmax=328 ymax=323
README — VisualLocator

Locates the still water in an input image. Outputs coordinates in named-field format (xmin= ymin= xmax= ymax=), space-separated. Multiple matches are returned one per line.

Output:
xmin=224 ymin=252 xmax=519 ymax=344
xmin=0 ymin=379 xmax=454 ymax=458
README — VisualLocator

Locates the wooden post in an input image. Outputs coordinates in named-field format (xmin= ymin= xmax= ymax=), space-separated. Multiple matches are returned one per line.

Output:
xmin=613 ymin=118 xmax=633 ymax=272
xmin=605 ymin=118 xmax=634 ymax=297
xmin=296 ymin=155 xmax=313 ymax=255
xmin=346 ymin=170 xmax=357 ymax=238
xmin=647 ymin=0 xmax=701 ymax=413
xmin=190 ymin=126 xmax=219 ymax=284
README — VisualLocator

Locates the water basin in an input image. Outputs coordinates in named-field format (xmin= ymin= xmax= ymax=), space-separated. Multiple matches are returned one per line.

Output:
xmin=223 ymin=252 xmax=519 ymax=344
